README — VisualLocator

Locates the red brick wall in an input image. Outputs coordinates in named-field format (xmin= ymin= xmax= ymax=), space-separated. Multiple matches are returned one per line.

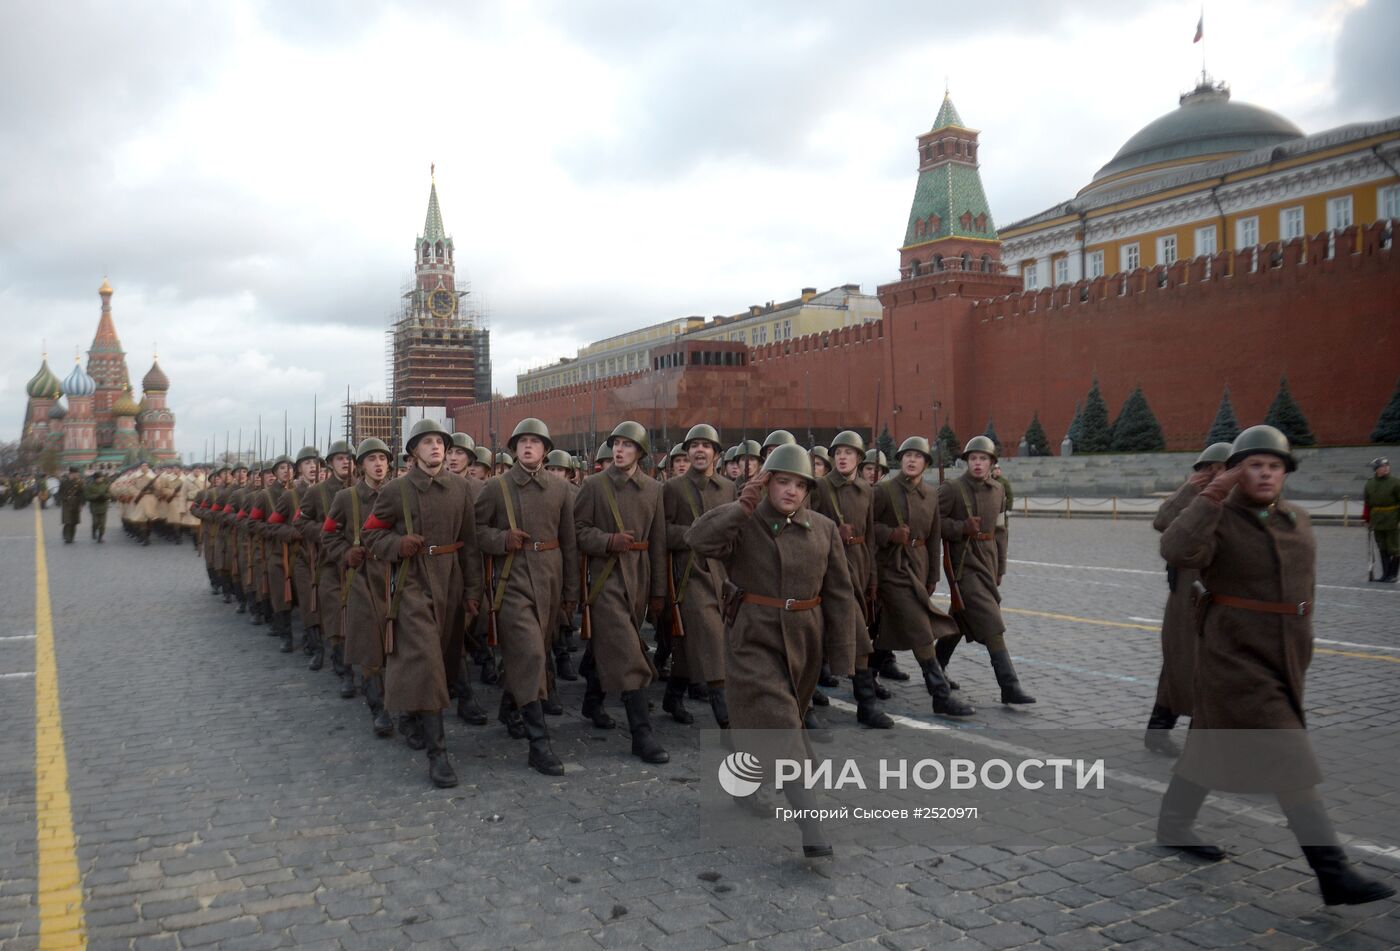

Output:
xmin=455 ymin=223 xmax=1397 ymax=454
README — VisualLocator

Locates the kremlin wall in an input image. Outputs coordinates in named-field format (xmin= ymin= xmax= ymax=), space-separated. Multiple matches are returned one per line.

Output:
xmin=454 ymin=86 xmax=1399 ymax=456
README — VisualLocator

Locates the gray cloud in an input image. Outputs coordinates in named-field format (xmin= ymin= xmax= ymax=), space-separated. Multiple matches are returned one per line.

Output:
xmin=1333 ymin=0 xmax=1400 ymax=120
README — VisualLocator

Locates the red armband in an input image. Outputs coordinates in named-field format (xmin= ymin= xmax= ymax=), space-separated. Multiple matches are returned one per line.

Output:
xmin=268 ymin=512 xmax=286 ymax=525
xmin=363 ymin=513 xmax=393 ymax=531
xmin=322 ymin=516 xmax=339 ymax=533
xmin=249 ymin=507 xmax=265 ymax=521
xmin=222 ymin=504 xmax=235 ymax=513
xmin=236 ymin=509 xmax=247 ymax=520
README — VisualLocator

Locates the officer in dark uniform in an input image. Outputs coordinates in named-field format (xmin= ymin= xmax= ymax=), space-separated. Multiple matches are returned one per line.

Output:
xmin=1364 ymin=457 xmax=1399 ymax=582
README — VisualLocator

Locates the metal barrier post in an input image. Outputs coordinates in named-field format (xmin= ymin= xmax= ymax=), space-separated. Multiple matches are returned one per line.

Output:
xmin=1112 ymin=497 xmax=1118 ymax=521
xmin=1342 ymin=496 xmax=1349 ymax=528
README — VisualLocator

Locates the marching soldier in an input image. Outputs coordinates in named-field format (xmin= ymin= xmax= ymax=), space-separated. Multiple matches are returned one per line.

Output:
xmin=660 ymin=423 xmax=736 ymax=728
xmin=860 ymin=449 xmax=886 ymax=486
xmin=575 ymin=420 xmax=669 ymax=764
xmin=243 ymin=464 xmax=272 ymax=627
xmin=446 ymin=432 xmax=476 ymax=477
xmin=809 ymin=445 xmax=831 ymax=479
xmin=475 ymin=417 xmax=579 ymax=776
xmin=936 ymin=435 xmax=1035 ymax=706
xmin=444 ymin=433 xmax=489 ymax=725
xmin=322 ymin=438 xmax=396 ymax=738
xmin=251 ymin=455 xmax=297 ymax=651
xmin=1144 ymin=442 xmax=1231 ymax=755
xmin=544 ymin=449 xmax=581 ymax=685
xmin=57 ymin=467 xmax=84 ymax=544
xmin=85 ymin=471 xmax=111 ymax=543
xmin=297 ymin=441 xmax=355 ymax=686
xmin=1158 ymin=425 xmax=1393 ymax=905
xmin=872 ymin=436 xmax=974 ymax=717
xmin=1364 ymin=457 xmax=1399 ymax=583
xmin=197 ymin=467 xmax=225 ymax=593
xmin=468 ymin=446 xmax=493 ymax=482
xmin=809 ymin=430 xmax=893 ymax=729
xmin=666 ymin=444 xmax=689 ymax=479
xmin=760 ymin=429 xmax=796 ymax=461
xmin=722 ymin=447 xmax=742 ymax=481
xmin=685 ymin=446 xmax=861 ymax=859
xmin=734 ymin=440 xmax=762 ymax=486
xmin=362 ymin=419 xmax=483 ymax=788
xmin=227 ymin=463 xmax=253 ymax=615
xmin=280 ymin=447 xmax=323 ymax=655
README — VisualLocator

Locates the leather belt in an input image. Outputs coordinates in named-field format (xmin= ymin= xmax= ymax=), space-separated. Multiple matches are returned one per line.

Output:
xmin=908 ymin=537 xmax=926 ymax=549
xmin=742 ymin=593 xmax=822 ymax=612
xmin=1373 ymin=505 xmax=1399 ymax=513
xmin=426 ymin=542 xmax=464 ymax=556
xmin=528 ymin=539 xmax=559 ymax=552
xmin=845 ymin=534 xmax=866 ymax=546
xmin=627 ymin=541 xmax=650 ymax=551
xmin=1210 ymin=594 xmax=1311 ymax=617
xmin=972 ymin=532 xmax=995 ymax=541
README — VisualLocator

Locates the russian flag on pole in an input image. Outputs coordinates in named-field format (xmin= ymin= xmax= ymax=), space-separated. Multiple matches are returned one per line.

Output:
xmin=1193 ymin=14 xmax=1204 ymax=43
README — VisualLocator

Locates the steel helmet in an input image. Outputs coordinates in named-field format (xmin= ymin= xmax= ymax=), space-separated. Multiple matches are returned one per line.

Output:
xmin=897 ymin=436 xmax=934 ymax=465
xmin=737 ymin=439 xmax=762 ymax=459
xmin=354 ymin=438 xmax=392 ymax=463
xmin=405 ymin=418 xmax=452 ymax=453
xmin=295 ymin=445 xmax=322 ymax=465
xmin=809 ymin=445 xmax=831 ymax=465
xmin=863 ymin=448 xmax=888 ymax=471
xmin=545 ymin=449 xmax=573 ymax=469
xmin=272 ymin=454 xmax=294 ymax=469
xmin=668 ymin=443 xmax=687 ymax=461
xmin=594 ymin=441 xmax=610 ymax=464
xmin=960 ymin=435 xmax=999 ymax=463
xmin=762 ymin=429 xmax=796 ymax=451
xmin=398 ymin=452 xmax=410 ymax=467
xmin=607 ymin=420 xmax=650 ymax=456
xmin=830 ymin=430 xmax=866 ymax=456
xmin=1228 ymin=425 xmax=1296 ymax=472
xmin=231 ymin=461 xmax=249 ymax=473
xmin=1193 ymin=442 xmax=1233 ymax=470
xmin=495 ymin=450 xmax=515 ymax=467
xmin=471 ymin=446 xmax=494 ymax=467
xmin=682 ymin=423 xmax=722 ymax=451
xmin=324 ymin=440 xmax=354 ymax=462
xmin=723 ymin=446 xmax=739 ymax=463
xmin=761 ymin=443 xmax=815 ymax=485
xmin=450 ymin=432 xmax=476 ymax=451
xmin=507 ymin=417 xmax=553 ymax=452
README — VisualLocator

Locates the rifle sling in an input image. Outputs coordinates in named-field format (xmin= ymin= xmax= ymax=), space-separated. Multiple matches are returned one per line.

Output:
xmin=675 ymin=477 xmax=705 ymax=604
xmin=387 ymin=481 xmax=414 ymax=624
xmin=586 ymin=473 xmax=628 ymax=606
xmin=491 ymin=478 xmax=521 ymax=613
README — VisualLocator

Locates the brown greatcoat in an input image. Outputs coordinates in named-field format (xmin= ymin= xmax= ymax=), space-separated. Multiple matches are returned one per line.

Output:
xmin=938 ymin=473 xmax=1009 ymax=645
xmin=662 ymin=467 xmax=736 ymax=683
xmin=363 ymin=465 xmax=483 ymax=713
xmin=809 ymin=469 xmax=878 ymax=656
xmin=322 ymin=479 xmax=390 ymax=670
xmin=575 ymin=464 xmax=667 ymax=694
xmin=1160 ymin=490 xmax=1320 ymax=792
xmin=297 ymin=475 xmax=352 ymax=642
xmin=1151 ymin=480 xmax=1202 ymax=717
xmin=277 ymin=480 xmax=319 ymax=630
xmin=254 ymin=482 xmax=294 ymax=613
xmin=245 ymin=488 xmax=268 ymax=602
xmin=686 ymin=498 xmax=859 ymax=730
xmin=210 ymin=484 xmax=233 ymax=573
xmin=231 ymin=486 xmax=253 ymax=590
xmin=873 ymin=475 xmax=958 ymax=651
xmin=476 ymin=462 xmax=579 ymax=704
xmin=441 ymin=472 xmax=481 ymax=685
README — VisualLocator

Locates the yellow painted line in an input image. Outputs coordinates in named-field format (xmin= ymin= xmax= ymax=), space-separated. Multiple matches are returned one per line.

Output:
xmin=992 ymin=603 xmax=1400 ymax=665
xmin=33 ymin=507 xmax=87 ymax=949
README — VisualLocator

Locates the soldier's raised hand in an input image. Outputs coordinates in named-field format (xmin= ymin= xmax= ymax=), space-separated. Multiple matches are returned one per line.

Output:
xmin=1187 ymin=469 xmax=1214 ymax=490
xmin=738 ymin=471 xmax=769 ymax=514
xmin=505 ymin=528 xmax=531 ymax=551
xmin=606 ymin=530 xmax=636 ymax=553
xmin=1200 ymin=465 xmax=1244 ymax=503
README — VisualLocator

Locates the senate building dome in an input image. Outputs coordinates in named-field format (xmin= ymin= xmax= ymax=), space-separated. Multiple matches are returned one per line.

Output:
xmin=1082 ymin=80 xmax=1303 ymax=196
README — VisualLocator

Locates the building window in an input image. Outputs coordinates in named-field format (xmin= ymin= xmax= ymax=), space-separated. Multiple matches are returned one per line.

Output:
xmin=1022 ymin=262 xmax=1039 ymax=290
xmin=782 ymin=319 xmax=792 ymax=340
xmin=1121 ymin=243 xmax=1140 ymax=271
xmin=1195 ymin=225 xmax=1216 ymax=257
xmin=1087 ymin=250 xmax=1105 ymax=278
xmin=1280 ymin=206 xmax=1305 ymax=240
xmin=1054 ymin=257 xmax=1069 ymax=286
xmin=1156 ymin=234 xmax=1177 ymax=266
xmin=1381 ymin=185 xmax=1400 ymax=219
xmin=1326 ymin=195 xmax=1353 ymax=231
xmin=1236 ymin=216 xmax=1259 ymax=249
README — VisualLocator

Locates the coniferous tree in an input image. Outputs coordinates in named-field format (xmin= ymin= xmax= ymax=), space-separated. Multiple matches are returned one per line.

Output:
xmin=935 ymin=424 xmax=959 ymax=464
xmin=1023 ymin=412 xmax=1050 ymax=456
xmin=1110 ymin=386 xmax=1167 ymax=452
xmin=876 ymin=425 xmax=896 ymax=461
xmin=1077 ymin=378 xmax=1113 ymax=453
xmin=1371 ymin=377 xmax=1400 ymax=444
xmin=983 ymin=418 xmax=1000 ymax=452
xmin=1263 ymin=375 xmax=1316 ymax=446
xmin=1066 ymin=400 xmax=1083 ymax=447
xmin=1205 ymin=385 xmax=1241 ymax=446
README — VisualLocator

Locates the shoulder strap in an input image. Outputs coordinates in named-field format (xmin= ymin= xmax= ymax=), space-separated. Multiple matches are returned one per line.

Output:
xmin=821 ymin=474 xmax=845 ymax=523
xmin=387 ymin=480 xmax=414 ymax=623
xmin=600 ymin=472 xmax=626 ymax=532
xmin=881 ymin=480 xmax=906 ymax=527
xmin=587 ymin=474 xmax=627 ymax=605
xmin=492 ymin=478 xmax=520 ymax=613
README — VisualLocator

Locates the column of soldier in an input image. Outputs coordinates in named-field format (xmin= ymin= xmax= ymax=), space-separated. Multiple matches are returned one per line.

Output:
xmin=44 ymin=463 xmax=205 ymax=546
xmin=185 ymin=416 xmax=1396 ymax=902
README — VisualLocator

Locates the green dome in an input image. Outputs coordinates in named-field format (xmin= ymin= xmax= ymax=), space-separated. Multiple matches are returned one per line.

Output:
xmin=26 ymin=357 xmax=63 ymax=399
xmin=1089 ymin=82 xmax=1301 ymax=189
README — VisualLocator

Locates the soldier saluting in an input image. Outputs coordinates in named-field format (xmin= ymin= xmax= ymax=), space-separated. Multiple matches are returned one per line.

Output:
xmin=475 ymin=418 xmax=579 ymax=776
xmin=660 ymin=423 xmax=737 ymax=728
xmin=576 ymin=420 xmax=670 ymax=764
xmin=936 ymin=436 xmax=1035 ymax=706
xmin=362 ymin=419 xmax=483 ymax=789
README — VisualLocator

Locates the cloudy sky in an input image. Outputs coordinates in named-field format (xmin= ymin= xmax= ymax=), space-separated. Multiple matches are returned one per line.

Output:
xmin=3 ymin=0 xmax=1396 ymax=459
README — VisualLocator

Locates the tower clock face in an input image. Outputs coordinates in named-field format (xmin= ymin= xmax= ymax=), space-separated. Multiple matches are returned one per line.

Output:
xmin=429 ymin=289 xmax=455 ymax=318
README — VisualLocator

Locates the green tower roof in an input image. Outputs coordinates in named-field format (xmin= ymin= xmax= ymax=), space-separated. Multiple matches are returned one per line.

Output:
xmin=932 ymin=93 xmax=964 ymax=130
xmin=902 ymin=163 xmax=997 ymax=247
xmin=419 ymin=173 xmax=451 ymax=247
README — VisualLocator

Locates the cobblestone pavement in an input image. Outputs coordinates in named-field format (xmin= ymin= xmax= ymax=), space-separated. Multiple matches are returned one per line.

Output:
xmin=2 ymin=506 xmax=1398 ymax=950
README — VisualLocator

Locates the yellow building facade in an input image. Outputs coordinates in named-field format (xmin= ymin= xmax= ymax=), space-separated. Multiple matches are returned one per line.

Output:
xmin=1001 ymin=80 xmax=1400 ymax=288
